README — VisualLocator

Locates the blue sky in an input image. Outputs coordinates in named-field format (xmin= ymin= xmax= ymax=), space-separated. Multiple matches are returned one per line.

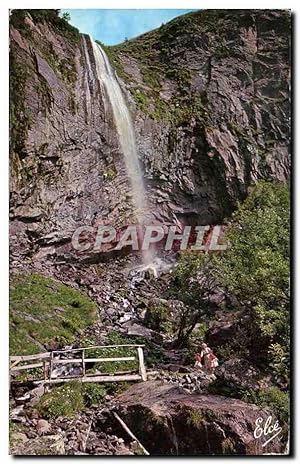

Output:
xmin=62 ymin=9 xmax=195 ymax=45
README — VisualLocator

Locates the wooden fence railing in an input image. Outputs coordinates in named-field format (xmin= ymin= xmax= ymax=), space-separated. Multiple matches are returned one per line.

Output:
xmin=9 ymin=344 xmax=147 ymax=385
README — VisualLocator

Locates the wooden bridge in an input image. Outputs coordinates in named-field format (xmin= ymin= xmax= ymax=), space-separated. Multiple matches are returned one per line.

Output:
xmin=9 ymin=344 xmax=147 ymax=385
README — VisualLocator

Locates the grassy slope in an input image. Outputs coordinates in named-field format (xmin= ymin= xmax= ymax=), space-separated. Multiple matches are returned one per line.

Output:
xmin=9 ymin=273 xmax=98 ymax=355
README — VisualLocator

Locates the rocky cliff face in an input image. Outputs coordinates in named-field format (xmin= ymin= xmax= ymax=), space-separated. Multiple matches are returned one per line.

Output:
xmin=9 ymin=10 xmax=290 ymax=263
xmin=112 ymin=10 xmax=290 ymax=226
xmin=10 ymin=15 xmax=127 ymax=262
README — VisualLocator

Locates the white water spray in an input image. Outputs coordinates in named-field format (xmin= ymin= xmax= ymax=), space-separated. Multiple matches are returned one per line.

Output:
xmin=90 ymin=39 xmax=150 ymax=233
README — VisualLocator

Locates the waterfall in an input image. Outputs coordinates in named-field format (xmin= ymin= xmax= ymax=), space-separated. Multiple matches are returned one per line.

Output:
xmin=89 ymin=38 xmax=152 ymax=244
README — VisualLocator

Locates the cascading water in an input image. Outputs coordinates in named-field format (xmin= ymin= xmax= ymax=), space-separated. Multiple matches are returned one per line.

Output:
xmin=89 ymin=37 xmax=154 ymax=265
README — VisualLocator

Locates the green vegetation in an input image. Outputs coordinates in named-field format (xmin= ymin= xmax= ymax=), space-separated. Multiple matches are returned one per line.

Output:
xmin=10 ymin=273 xmax=98 ymax=355
xmin=9 ymin=50 xmax=32 ymax=156
xmin=35 ymin=79 xmax=53 ymax=118
xmin=214 ymin=37 xmax=231 ymax=59
xmin=82 ymin=383 xmax=107 ymax=406
xmin=186 ymin=408 xmax=204 ymax=428
xmin=170 ymin=181 xmax=290 ymax=380
xmin=168 ymin=251 xmax=219 ymax=346
xmin=68 ymin=93 xmax=78 ymax=115
xmin=209 ymin=378 xmax=289 ymax=424
xmin=36 ymin=378 xmax=132 ymax=419
xmin=101 ymin=18 xmax=209 ymax=124
xmin=165 ymin=68 xmax=192 ymax=94
xmin=101 ymin=10 xmax=250 ymax=123
xmin=105 ymin=166 xmax=117 ymax=181
xmin=215 ymin=182 xmax=289 ymax=377
xmin=144 ymin=302 xmax=173 ymax=333
xmin=216 ymin=331 xmax=251 ymax=361
xmin=242 ymin=386 xmax=289 ymax=424
xmin=10 ymin=10 xmax=80 ymax=44
xmin=79 ymin=329 xmax=166 ymax=371
xmin=37 ymin=381 xmax=110 ymax=418
xmin=37 ymin=381 xmax=84 ymax=418
xmin=57 ymin=58 xmax=77 ymax=84
xmin=131 ymin=90 xmax=149 ymax=112
xmin=181 ymin=323 xmax=209 ymax=364
xmin=79 ymin=330 xmax=139 ymax=374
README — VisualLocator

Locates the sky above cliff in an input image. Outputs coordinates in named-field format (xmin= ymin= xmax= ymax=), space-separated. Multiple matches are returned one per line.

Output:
xmin=62 ymin=9 xmax=194 ymax=45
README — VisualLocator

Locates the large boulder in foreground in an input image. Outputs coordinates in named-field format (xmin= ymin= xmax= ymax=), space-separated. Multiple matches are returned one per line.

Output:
xmin=116 ymin=381 xmax=285 ymax=455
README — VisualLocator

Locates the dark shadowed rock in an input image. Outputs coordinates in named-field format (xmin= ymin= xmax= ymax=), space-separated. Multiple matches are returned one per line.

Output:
xmin=214 ymin=358 xmax=272 ymax=392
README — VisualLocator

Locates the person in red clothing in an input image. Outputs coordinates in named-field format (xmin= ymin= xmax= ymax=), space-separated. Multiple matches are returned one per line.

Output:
xmin=200 ymin=343 xmax=219 ymax=373
xmin=206 ymin=348 xmax=219 ymax=373
xmin=194 ymin=352 xmax=203 ymax=370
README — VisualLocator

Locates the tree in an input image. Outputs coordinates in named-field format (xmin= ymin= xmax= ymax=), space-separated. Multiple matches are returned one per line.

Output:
xmin=170 ymin=252 xmax=219 ymax=346
xmin=171 ymin=181 xmax=290 ymax=378
xmin=215 ymin=181 xmax=290 ymax=377
xmin=62 ymin=12 xmax=71 ymax=22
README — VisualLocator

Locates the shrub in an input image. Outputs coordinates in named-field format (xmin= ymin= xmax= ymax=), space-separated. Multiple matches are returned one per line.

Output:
xmin=252 ymin=387 xmax=289 ymax=424
xmin=37 ymin=381 xmax=84 ymax=419
xmin=209 ymin=379 xmax=289 ymax=425
xmin=83 ymin=384 xmax=107 ymax=407
xmin=144 ymin=302 xmax=171 ymax=333
xmin=186 ymin=409 xmax=204 ymax=428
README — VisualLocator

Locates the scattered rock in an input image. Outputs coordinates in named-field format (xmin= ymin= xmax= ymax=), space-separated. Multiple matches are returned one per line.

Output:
xmin=10 ymin=405 xmax=25 ymax=422
xmin=37 ymin=419 xmax=51 ymax=436
xmin=29 ymin=385 xmax=45 ymax=406
xmin=11 ymin=434 xmax=65 ymax=455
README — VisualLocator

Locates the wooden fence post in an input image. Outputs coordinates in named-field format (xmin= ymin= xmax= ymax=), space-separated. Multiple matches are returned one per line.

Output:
xmin=49 ymin=352 xmax=54 ymax=385
xmin=82 ymin=349 xmax=85 ymax=377
xmin=137 ymin=347 xmax=147 ymax=381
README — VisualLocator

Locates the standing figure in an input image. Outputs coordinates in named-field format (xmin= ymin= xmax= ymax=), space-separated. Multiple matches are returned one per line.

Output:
xmin=200 ymin=343 xmax=219 ymax=373
xmin=194 ymin=352 xmax=203 ymax=370
xmin=200 ymin=343 xmax=210 ymax=369
xmin=206 ymin=348 xmax=219 ymax=373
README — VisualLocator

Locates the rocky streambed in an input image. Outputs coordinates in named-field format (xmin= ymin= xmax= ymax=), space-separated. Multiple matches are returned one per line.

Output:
xmin=10 ymin=376 xmax=286 ymax=456
xmin=10 ymin=256 xmax=288 ymax=456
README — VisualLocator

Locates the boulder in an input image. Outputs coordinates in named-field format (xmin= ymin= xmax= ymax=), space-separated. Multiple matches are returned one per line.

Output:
xmin=10 ymin=432 xmax=28 ymax=454
xmin=205 ymin=318 xmax=241 ymax=348
xmin=37 ymin=419 xmax=51 ymax=436
xmin=116 ymin=381 xmax=285 ymax=455
xmin=29 ymin=385 xmax=45 ymax=406
xmin=10 ymin=434 xmax=65 ymax=455
xmin=214 ymin=358 xmax=272 ymax=393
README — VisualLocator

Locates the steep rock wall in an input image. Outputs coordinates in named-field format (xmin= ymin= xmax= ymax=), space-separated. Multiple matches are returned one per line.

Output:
xmin=9 ymin=10 xmax=290 ymax=262
xmin=111 ymin=10 xmax=290 ymax=225
xmin=10 ymin=17 xmax=131 ymax=261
